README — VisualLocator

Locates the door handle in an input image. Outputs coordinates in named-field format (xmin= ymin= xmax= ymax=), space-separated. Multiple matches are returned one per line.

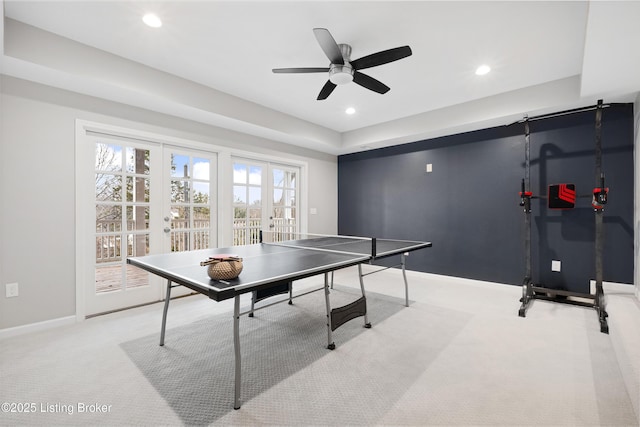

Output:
xmin=164 ymin=227 xmax=171 ymax=233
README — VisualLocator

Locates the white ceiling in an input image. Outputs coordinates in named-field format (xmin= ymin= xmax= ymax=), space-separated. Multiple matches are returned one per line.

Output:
xmin=2 ymin=1 xmax=639 ymax=155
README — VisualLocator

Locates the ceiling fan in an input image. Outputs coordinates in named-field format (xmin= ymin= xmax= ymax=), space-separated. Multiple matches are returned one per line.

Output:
xmin=272 ymin=28 xmax=412 ymax=100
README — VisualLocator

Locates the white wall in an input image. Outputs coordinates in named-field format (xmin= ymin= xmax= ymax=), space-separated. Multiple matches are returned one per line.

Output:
xmin=0 ymin=75 xmax=338 ymax=330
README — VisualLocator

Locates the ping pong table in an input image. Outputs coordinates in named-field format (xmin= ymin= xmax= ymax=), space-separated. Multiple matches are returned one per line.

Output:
xmin=127 ymin=232 xmax=431 ymax=409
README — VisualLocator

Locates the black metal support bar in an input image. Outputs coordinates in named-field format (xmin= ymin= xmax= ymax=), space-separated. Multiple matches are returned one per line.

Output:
xmin=330 ymin=296 xmax=367 ymax=331
xmin=531 ymin=294 xmax=598 ymax=309
xmin=242 ymin=285 xmax=324 ymax=318
xmin=506 ymin=101 xmax=626 ymax=127
xmin=248 ymin=281 xmax=292 ymax=317
xmin=360 ymin=263 xmax=403 ymax=277
xmin=254 ymin=282 xmax=291 ymax=302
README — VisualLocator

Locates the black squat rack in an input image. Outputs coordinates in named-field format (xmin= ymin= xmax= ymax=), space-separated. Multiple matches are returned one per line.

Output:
xmin=513 ymin=99 xmax=624 ymax=334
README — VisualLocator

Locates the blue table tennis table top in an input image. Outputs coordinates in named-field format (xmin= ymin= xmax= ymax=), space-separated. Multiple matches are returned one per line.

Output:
xmin=127 ymin=236 xmax=432 ymax=301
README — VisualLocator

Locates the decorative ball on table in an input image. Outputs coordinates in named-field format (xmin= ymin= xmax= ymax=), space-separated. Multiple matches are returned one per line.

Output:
xmin=200 ymin=255 xmax=243 ymax=280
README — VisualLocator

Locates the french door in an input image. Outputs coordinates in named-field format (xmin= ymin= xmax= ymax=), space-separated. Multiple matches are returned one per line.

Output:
xmin=232 ymin=159 xmax=299 ymax=245
xmin=90 ymin=139 xmax=162 ymax=315
xmin=162 ymin=147 xmax=217 ymax=297
xmin=79 ymin=125 xmax=216 ymax=316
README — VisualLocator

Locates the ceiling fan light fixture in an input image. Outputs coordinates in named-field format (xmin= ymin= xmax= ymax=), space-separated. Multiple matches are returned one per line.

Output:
xmin=329 ymin=65 xmax=354 ymax=85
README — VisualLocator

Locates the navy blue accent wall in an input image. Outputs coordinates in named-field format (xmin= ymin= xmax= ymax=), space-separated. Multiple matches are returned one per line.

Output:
xmin=338 ymin=104 xmax=634 ymax=291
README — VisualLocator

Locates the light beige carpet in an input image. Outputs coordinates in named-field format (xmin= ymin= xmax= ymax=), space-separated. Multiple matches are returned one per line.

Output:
xmin=1 ymin=267 xmax=638 ymax=426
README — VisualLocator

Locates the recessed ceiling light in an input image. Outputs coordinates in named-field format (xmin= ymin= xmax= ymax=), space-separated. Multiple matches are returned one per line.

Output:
xmin=345 ymin=107 xmax=356 ymax=115
xmin=143 ymin=13 xmax=162 ymax=28
xmin=475 ymin=64 xmax=491 ymax=76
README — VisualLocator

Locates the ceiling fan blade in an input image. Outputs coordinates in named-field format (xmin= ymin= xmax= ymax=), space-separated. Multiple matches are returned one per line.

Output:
xmin=353 ymin=71 xmax=390 ymax=94
xmin=317 ymin=80 xmax=337 ymax=100
xmin=313 ymin=28 xmax=344 ymax=65
xmin=272 ymin=67 xmax=330 ymax=73
xmin=351 ymin=46 xmax=412 ymax=70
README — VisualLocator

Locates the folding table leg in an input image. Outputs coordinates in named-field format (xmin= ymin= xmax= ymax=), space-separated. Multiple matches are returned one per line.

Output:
xmin=248 ymin=291 xmax=256 ymax=317
xmin=233 ymin=295 xmax=242 ymax=409
xmin=401 ymin=253 xmax=409 ymax=307
xmin=323 ymin=272 xmax=335 ymax=350
xmin=357 ymin=264 xmax=371 ymax=328
xmin=159 ymin=279 xmax=172 ymax=346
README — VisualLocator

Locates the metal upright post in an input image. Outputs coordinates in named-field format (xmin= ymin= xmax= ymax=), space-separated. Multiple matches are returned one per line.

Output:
xmin=593 ymin=100 xmax=609 ymax=333
xmin=519 ymin=118 xmax=533 ymax=317
xmin=524 ymin=119 xmax=531 ymax=283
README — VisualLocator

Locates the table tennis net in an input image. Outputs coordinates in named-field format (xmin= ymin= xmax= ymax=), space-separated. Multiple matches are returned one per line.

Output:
xmin=260 ymin=230 xmax=377 ymax=257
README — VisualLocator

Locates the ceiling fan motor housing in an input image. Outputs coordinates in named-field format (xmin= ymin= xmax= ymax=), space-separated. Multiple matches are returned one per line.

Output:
xmin=329 ymin=44 xmax=354 ymax=85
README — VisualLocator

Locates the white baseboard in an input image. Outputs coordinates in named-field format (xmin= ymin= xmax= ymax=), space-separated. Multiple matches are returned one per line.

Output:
xmin=0 ymin=315 xmax=76 ymax=341
xmin=589 ymin=280 xmax=635 ymax=294
xmin=402 ymin=269 xmax=518 ymax=290
xmin=410 ymin=271 xmax=634 ymax=295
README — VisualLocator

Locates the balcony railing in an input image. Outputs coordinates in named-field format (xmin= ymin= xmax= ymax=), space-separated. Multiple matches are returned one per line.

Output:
xmin=95 ymin=218 xmax=296 ymax=263
xmin=232 ymin=218 xmax=296 ymax=245
xmin=232 ymin=219 xmax=262 ymax=245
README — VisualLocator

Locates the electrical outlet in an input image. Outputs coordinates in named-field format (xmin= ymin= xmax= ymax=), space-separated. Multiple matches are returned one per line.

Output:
xmin=551 ymin=260 xmax=561 ymax=272
xmin=6 ymin=282 xmax=19 ymax=298
xmin=426 ymin=163 xmax=433 ymax=173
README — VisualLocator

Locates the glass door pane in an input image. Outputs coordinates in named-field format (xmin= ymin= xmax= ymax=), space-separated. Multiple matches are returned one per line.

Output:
xmin=95 ymin=143 xmax=151 ymax=293
xmin=166 ymin=150 xmax=216 ymax=253
xmin=271 ymin=166 xmax=298 ymax=241
xmin=231 ymin=159 xmax=300 ymax=245
xmin=233 ymin=161 xmax=265 ymax=245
